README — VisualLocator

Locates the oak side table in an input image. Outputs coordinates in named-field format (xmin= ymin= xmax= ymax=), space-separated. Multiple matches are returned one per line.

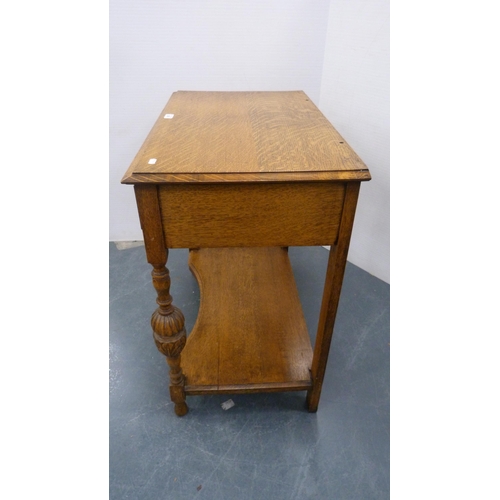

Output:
xmin=121 ymin=91 xmax=371 ymax=416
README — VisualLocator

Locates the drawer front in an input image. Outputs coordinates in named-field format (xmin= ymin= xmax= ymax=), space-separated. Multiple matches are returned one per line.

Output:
xmin=158 ymin=182 xmax=346 ymax=248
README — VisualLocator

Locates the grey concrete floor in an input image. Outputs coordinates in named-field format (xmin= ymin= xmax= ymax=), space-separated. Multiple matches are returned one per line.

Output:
xmin=110 ymin=243 xmax=390 ymax=499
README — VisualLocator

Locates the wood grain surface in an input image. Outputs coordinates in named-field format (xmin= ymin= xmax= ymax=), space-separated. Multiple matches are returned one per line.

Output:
xmin=307 ymin=182 xmax=361 ymax=412
xmin=123 ymin=170 xmax=371 ymax=184
xmin=182 ymin=247 xmax=313 ymax=394
xmin=134 ymin=184 xmax=189 ymax=416
xmin=121 ymin=91 xmax=370 ymax=184
xmin=123 ymin=92 xmax=371 ymax=413
xmin=158 ymin=182 xmax=345 ymax=248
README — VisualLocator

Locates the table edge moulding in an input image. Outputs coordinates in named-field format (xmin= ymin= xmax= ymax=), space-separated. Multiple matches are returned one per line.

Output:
xmin=121 ymin=90 xmax=371 ymax=416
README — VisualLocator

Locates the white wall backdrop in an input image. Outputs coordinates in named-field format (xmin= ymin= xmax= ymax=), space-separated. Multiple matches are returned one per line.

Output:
xmin=319 ymin=0 xmax=389 ymax=283
xmin=110 ymin=0 xmax=330 ymax=241
xmin=110 ymin=0 xmax=390 ymax=283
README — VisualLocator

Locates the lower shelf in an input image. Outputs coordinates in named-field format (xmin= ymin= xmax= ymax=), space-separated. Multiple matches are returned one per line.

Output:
xmin=182 ymin=247 xmax=313 ymax=395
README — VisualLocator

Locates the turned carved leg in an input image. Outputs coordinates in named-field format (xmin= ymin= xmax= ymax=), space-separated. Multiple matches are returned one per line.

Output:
xmin=134 ymin=184 xmax=188 ymax=417
xmin=151 ymin=260 xmax=188 ymax=416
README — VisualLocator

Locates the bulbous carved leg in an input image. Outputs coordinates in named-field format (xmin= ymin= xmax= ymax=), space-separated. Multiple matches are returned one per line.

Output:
xmin=151 ymin=263 xmax=188 ymax=417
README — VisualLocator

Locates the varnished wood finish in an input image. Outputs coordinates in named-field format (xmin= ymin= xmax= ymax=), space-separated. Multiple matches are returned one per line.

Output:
xmin=150 ymin=264 xmax=188 ymax=416
xmin=123 ymin=91 xmax=371 ymax=416
xmin=123 ymin=170 xmax=371 ymax=184
xmin=158 ymin=182 xmax=345 ymax=248
xmin=182 ymin=247 xmax=313 ymax=393
xmin=134 ymin=185 xmax=188 ymax=416
xmin=121 ymin=91 xmax=370 ymax=184
xmin=133 ymin=185 xmax=166 ymax=266
xmin=306 ymin=182 xmax=361 ymax=412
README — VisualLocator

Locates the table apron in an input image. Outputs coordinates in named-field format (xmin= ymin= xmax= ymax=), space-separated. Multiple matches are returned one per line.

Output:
xmin=157 ymin=181 xmax=347 ymax=248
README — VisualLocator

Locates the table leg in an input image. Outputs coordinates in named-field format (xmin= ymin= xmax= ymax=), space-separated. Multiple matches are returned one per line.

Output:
xmin=134 ymin=184 xmax=188 ymax=416
xmin=307 ymin=182 xmax=360 ymax=412
xmin=151 ymin=263 xmax=188 ymax=417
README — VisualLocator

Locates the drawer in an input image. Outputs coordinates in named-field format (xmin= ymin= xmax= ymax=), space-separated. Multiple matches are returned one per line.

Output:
xmin=158 ymin=182 xmax=346 ymax=248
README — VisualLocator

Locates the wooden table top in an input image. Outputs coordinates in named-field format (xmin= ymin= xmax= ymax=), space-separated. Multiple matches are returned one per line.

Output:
xmin=121 ymin=91 xmax=370 ymax=184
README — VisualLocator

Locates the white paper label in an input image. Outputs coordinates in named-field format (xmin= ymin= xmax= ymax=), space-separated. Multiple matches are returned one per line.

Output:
xmin=164 ymin=114 xmax=174 ymax=119
xmin=148 ymin=158 xmax=157 ymax=164
xmin=221 ymin=399 xmax=235 ymax=410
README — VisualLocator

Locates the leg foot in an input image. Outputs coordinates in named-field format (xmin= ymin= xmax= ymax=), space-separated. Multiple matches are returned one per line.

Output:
xmin=169 ymin=378 xmax=188 ymax=417
xmin=306 ymin=389 xmax=319 ymax=412
xmin=174 ymin=402 xmax=189 ymax=417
